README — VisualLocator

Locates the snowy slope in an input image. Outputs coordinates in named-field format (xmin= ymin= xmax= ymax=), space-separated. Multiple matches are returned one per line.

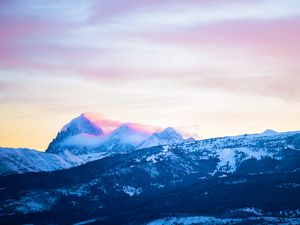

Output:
xmin=0 ymin=148 xmax=107 ymax=176
xmin=174 ymin=129 xmax=300 ymax=174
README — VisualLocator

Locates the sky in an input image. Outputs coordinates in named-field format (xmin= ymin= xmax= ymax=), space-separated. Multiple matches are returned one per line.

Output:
xmin=0 ymin=0 xmax=300 ymax=151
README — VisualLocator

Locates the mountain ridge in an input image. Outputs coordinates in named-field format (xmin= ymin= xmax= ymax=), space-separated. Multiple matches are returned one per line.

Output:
xmin=1 ymin=127 xmax=300 ymax=177
xmin=46 ymin=113 xmax=187 ymax=155
xmin=138 ymin=127 xmax=184 ymax=149
xmin=1 ymin=129 xmax=300 ymax=224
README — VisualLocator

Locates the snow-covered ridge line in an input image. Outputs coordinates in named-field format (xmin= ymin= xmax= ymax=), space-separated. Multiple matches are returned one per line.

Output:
xmin=0 ymin=148 xmax=107 ymax=176
xmin=48 ymin=113 xmax=299 ymax=156
xmin=1 ymin=126 xmax=300 ymax=177
xmin=198 ymin=129 xmax=300 ymax=142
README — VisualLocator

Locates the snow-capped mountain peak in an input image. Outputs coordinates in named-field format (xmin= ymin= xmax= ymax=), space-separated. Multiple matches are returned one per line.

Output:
xmin=186 ymin=137 xmax=196 ymax=142
xmin=46 ymin=114 xmax=104 ymax=154
xmin=159 ymin=127 xmax=182 ymax=138
xmin=105 ymin=124 xmax=151 ymax=145
xmin=61 ymin=113 xmax=104 ymax=136
xmin=261 ymin=129 xmax=278 ymax=136
xmin=138 ymin=127 xmax=184 ymax=149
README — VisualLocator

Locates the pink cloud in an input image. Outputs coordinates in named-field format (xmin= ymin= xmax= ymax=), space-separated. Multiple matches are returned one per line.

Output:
xmin=82 ymin=112 xmax=160 ymax=134
xmin=1 ymin=0 xmax=299 ymax=103
xmin=0 ymin=82 xmax=12 ymax=91
xmin=89 ymin=0 xmax=255 ymax=20
xmin=137 ymin=16 xmax=300 ymax=101
xmin=90 ymin=0 xmax=176 ymax=20
xmin=82 ymin=112 xmax=121 ymax=133
xmin=0 ymin=15 xmax=72 ymax=71
xmin=75 ymin=66 xmax=149 ymax=82
xmin=188 ymin=72 xmax=300 ymax=101
xmin=151 ymin=17 xmax=300 ymax=62
xmin=77 ymin=67 xmax=127 ymax=80
xmin=0 ymin=17 xmax=59 ymax=39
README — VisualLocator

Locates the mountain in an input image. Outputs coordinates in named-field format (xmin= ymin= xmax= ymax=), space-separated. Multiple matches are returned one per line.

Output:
xmin=1 ymin=130 xmax=300 ymax=224
xmin=99 ymin=124 xmax=151 ymax=152
xmin=0 ymin=114 xmax=187 ymax=177
xmin=61 ymin=113 xmax=104 ymax=136
xmin=0 ymin=148 xmax=107 ymax=176
xmin=262 ymin=129 xmax=278 ymax=135
xmin=46 ymin=113 xmax=104 ymax=154
xmin=46 ymin=114 xmax=185 ymax=155
xmin=138 ymin=127 xmax=184 ymax=149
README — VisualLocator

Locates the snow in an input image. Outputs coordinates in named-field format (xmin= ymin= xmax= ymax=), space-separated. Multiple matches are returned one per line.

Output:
xmin=254 ymin=217 xmax=300 ymax=224
xmin=235 ymin=147 xmax=268 ymax=160
xmin=217 ymin=148 xmax=236 ymax=172
xmin=261 ymin=129 xmax=278 ymax=136
xmin=147 ymin=216 xmax=243 ymax=225
xmin=15 ymin=201 xmax=47 ymax=214
xmin=106 ymin=124 xmax=150 ymax=145
xmin=61 ymin=113 xmax=103 ymax=135
xmin=237 ymin=207 xmax=263 ymax=215
xmin=0 ymin=148 xmax=108 ymax=176
xmin=77 ymin=152 xmax=108 ymax=161
xmin=138 ymin=127 xmax=184 ymax=149
xmin=0 ymin=148 xmax=79 ymax=176
xmin=279 ymin=209 xmax=300 ymax=217
xmin=56 ymin=179 xmax=103 ymax=199
xmin=2 ymin=126 xmax=300 ymax=176
xmin=12 ymin=192 xmax=57 ymax=214
xmin=123 ymin=186 xmax=142 ymax=196
xmin=146 ymin=155 xmax=158 ymax=163
xmin=73 ymin=219 xmax=97 ymax=225
xmin=145 ymin=146 xmax=173 ymax=164
xmin=162 ymin=145 xmax=169 ymax=152
xmin=276 ymin=183 xmax=300 ymax=188
xmin=215 ymin=146 xmax=270 ymax=173
xmin=147 ymin=216 xmax=300 ymax=225
xmin=151 ymin=183 xmax=165 ymax=188
xmin=143 ymin=166 xmax=160 ymax=178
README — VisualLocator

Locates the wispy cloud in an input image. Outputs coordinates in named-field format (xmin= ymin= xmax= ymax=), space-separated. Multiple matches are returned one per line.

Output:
xmin=1 ymin=0 xmax=300 ymax=149
xmin=187 ymin=73 xmax=300 ymax=101
xmin=0 ymin=82 xmax=12 ymax=91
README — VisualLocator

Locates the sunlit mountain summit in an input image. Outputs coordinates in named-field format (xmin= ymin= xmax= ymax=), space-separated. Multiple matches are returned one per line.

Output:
xmin=46 ymin=113 xmax=189 ymax=155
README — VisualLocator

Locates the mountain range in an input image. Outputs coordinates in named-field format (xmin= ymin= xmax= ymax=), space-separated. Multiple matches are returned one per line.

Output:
xmin=46 ymin=113 xmax=188 ymax=155
xmin=0 ymin=113 xmax=189 ymax=176
xmin=0 ymin=113 xmax=300 ymax=224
